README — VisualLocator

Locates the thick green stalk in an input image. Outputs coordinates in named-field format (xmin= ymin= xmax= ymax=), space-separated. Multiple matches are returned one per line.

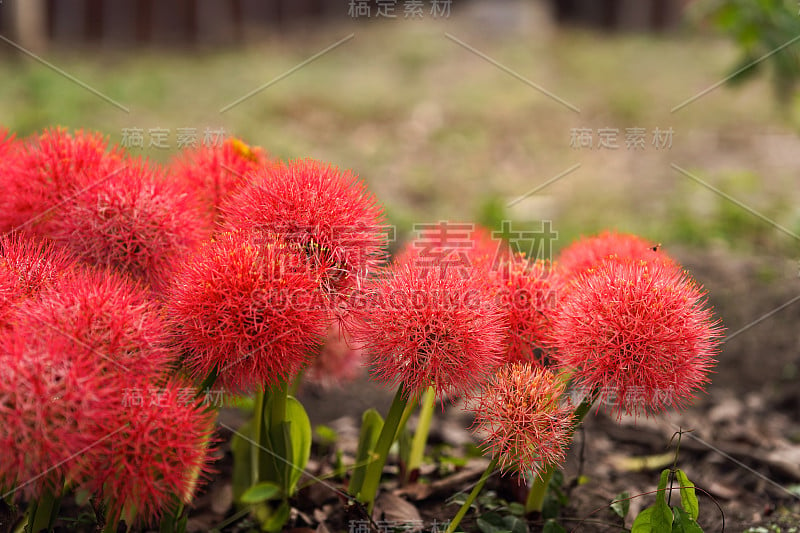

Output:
xmin=28 ymin=487 xmax=60 ymax=533
xmin=525 ymin=391 xmax=598 ymax=513
xmin=446 ymin=455 xmax=500 ymax=533
xmin=405 ymin=386 xmax=435 ymax=483
xmin=357 ymin=387 xmax=410 ymax=512
xmin=267 ymin=381 xmax=289 ymax=489
xmin=252 ymin=389 xmax=266 ymax=485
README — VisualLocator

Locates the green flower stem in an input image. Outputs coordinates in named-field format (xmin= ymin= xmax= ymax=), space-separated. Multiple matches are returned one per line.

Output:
xmin=406 ymin=386 xmax=435 ymax=483
xmin=29 ymin=487 xmax=60 ymax=533
xmin=252 ymin=389 xmax=267 ymax=485
xmin=267 ymin=381 xmax=289 ymax=489
xmin=357 ymin=386 xmax=410 ymax=512
xmin=445 ymin=455 xmax=500 ymax=533
xmin=525 ymin=391 xmax=598 ymax=513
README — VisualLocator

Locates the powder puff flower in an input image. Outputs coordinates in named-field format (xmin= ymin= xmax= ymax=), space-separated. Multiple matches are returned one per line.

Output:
xmin=0 ymin=233 xmax=78 ymax=329
xmin=16 ymin=268 xmax=175 ymax=380
xmin=167 ymin=230 xmax=329 ymax=393
xmin=87 ymin=379 xmax=217 ymax=525
xmin=350 ymin=261 xmax=506 ymax=399
xmin=0 ymin=332 xmax=123 ymax=499
xmin=168 ymin=137 xmax=266 ymax=227
xmin=0 ymin=127 xmax=120 ymax=233
xmin=470 ymin=364 xmax=574 ymax=478
xmin=221 ymin=159 xmax=387 ymax=297
xmin=556 ymin=231 xmax=667 ymax=285
xmin=550 ymin=256 xmax=723 ymax=418
xmin=303 ymin=321 xmax=365 ymax=388
xmin=489 ymin=256 xmax=559 ymax=365
xmin=48 ymin=157 xmax=207 ymax=293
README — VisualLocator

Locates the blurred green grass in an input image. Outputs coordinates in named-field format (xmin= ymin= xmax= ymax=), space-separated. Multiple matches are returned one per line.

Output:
xmin=1 ymin=16 xmax=798 ymax=257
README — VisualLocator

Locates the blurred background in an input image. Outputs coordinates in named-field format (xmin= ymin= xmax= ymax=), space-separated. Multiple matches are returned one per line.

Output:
xmin=1 ymin=0 xmax=800 ymax=528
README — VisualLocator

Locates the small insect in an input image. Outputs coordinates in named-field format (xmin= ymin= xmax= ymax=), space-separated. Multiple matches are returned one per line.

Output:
xmin=651 ymin=243 xmax=662 ymax=252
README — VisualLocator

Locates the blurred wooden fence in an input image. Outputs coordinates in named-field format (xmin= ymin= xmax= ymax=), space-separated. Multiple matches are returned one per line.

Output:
xmin=0 ymin=0 xmax=688 ymax=51
xmin=0 ymin=0 xmax=350 ymax=49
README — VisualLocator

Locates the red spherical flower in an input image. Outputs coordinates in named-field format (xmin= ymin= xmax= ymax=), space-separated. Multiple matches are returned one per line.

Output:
xmin=221 ymin=158 xmax=388 ymax=297
xmin=0 ymin=331 xmax=123 ymax=499
xmin=303 ymin=320 xmax=365 ymax=388
xmin=17 ymin=268 xmax=175 ymax=381
xmin=0 ymin=233 xmax=78 ymax=330
xmin=0 ymin=127 xmax=120 ymax=233
xmin=397 ymin=224 xmax=502 ymax=274
xmin=87 ymin=379 xmax=217 ymax=526
xmin=350 ymin=261 xmax=506 ymax=400
xmin=470 ymin=364 xmax=574 ymax=478
xmin=0 ymin=233 xmax=78 ymax=299
xmin=550 ymin=257 xmax=723 ymax=418
xmin=556 ymin=231 xmax=668 ymax=285
xmin=168 ymin=137 xmax=267 ymax=227
xmin=489 ymin=257 xmax=560 ymax=366
xmin=48 ymin=157 xmax=208 ymax=293
xmin=167 ymin=231 xmax=329 ymax=394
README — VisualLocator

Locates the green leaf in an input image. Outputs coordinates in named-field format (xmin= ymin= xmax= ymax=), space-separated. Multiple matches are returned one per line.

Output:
xmin=314 ymin=424 xmax=338 ymax=446
xmin=672 ymin=506 xmax=704 ymax=533
xmin=675 ymin=469 xmax=699 ymax=520
xmin=633 ymin=470 xmax=673 ymax=533
xmin=476 ymin=512 xmax=510 ymax=533
xmin=502 ymin=514 xmax=529 ymax=533
xmin=542 ymin=519 xmax=567 ymax=533
xmin=284 ymin=396 xmax=312 ymax=495
xmin=255 ymin=500 xmax=291 ymax=533
xmin=348 ymin=408 xmax=384 ymax=497
xmin=611 ymin=491 xmax=630 ymax=519
xmin=240 ymin=482 xmax=282 ymax=504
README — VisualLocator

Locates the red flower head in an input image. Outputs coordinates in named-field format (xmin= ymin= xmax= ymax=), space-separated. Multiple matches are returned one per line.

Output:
xmin=47 ymin=156 xmax=207 ymax=293
xmin=168 ymin=137 xmax=267 ymax=227
xmin=303 ymin=321 xmax=365 ymax=388
xmin=0 ymin=330 xmax=123 ymax=499
xmin=167 ymin=230 xmax=329 ymax=394
xmin=556 ymin=231 xmax=668 ymax=286
xmin=470 ymin=364 xmax=574 ymax=478
xmin=489 ymin=256 xmax=559 ymax=366
xmin=397 ymin=224 xmax=501 ymax=274
xmin=550 ymin=256 xmax=723 ymax=418
xmin=0 ymin=233 xmax=78 ymax=330
xmin=17 ymin=267 xmax=175 ymax=381
xmin=87 ymin=379 xmax=217 ymax=526
xmin=221 ymin=159 xmax=388 ymax=297
xmin=0 ymin=127 xmax=120 ymax=233
xmin=0 ymin=233 xmax=77 ymax=299
xmin=350 ymin=261 xmax=506 ymax=400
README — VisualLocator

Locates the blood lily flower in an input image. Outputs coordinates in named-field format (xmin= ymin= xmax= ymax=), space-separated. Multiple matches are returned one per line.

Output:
xmin=17 ymin=268 xmax=175 ymax=380
xmin=550 ymin=256 xmax=723 ymax=418
xmin=0 ymin=331 xmax=123 ymax=499
xmin=556 ymin=230 xmax=667 ymax=285
xmin=221 ymin=158 xmax=387 ymax=297
xmin=470 ymin=363 xmax=574 ymax=478
xmin=303 ymin=321 xmax=365 ymax=388
xmin=48 ymin=156 xmax=207 ymax=293
xmin=87 ymin=379 xmax=217 ymax=526
xmin=167 ymin=230 xmax=329 ymax=393
xmin=0 ymin=128 xmax=120 ymax=233
xmin=350 ymin=260 xmax=506 ymax=400
xmin=168 ymin=137 xmax=267 ymax=227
